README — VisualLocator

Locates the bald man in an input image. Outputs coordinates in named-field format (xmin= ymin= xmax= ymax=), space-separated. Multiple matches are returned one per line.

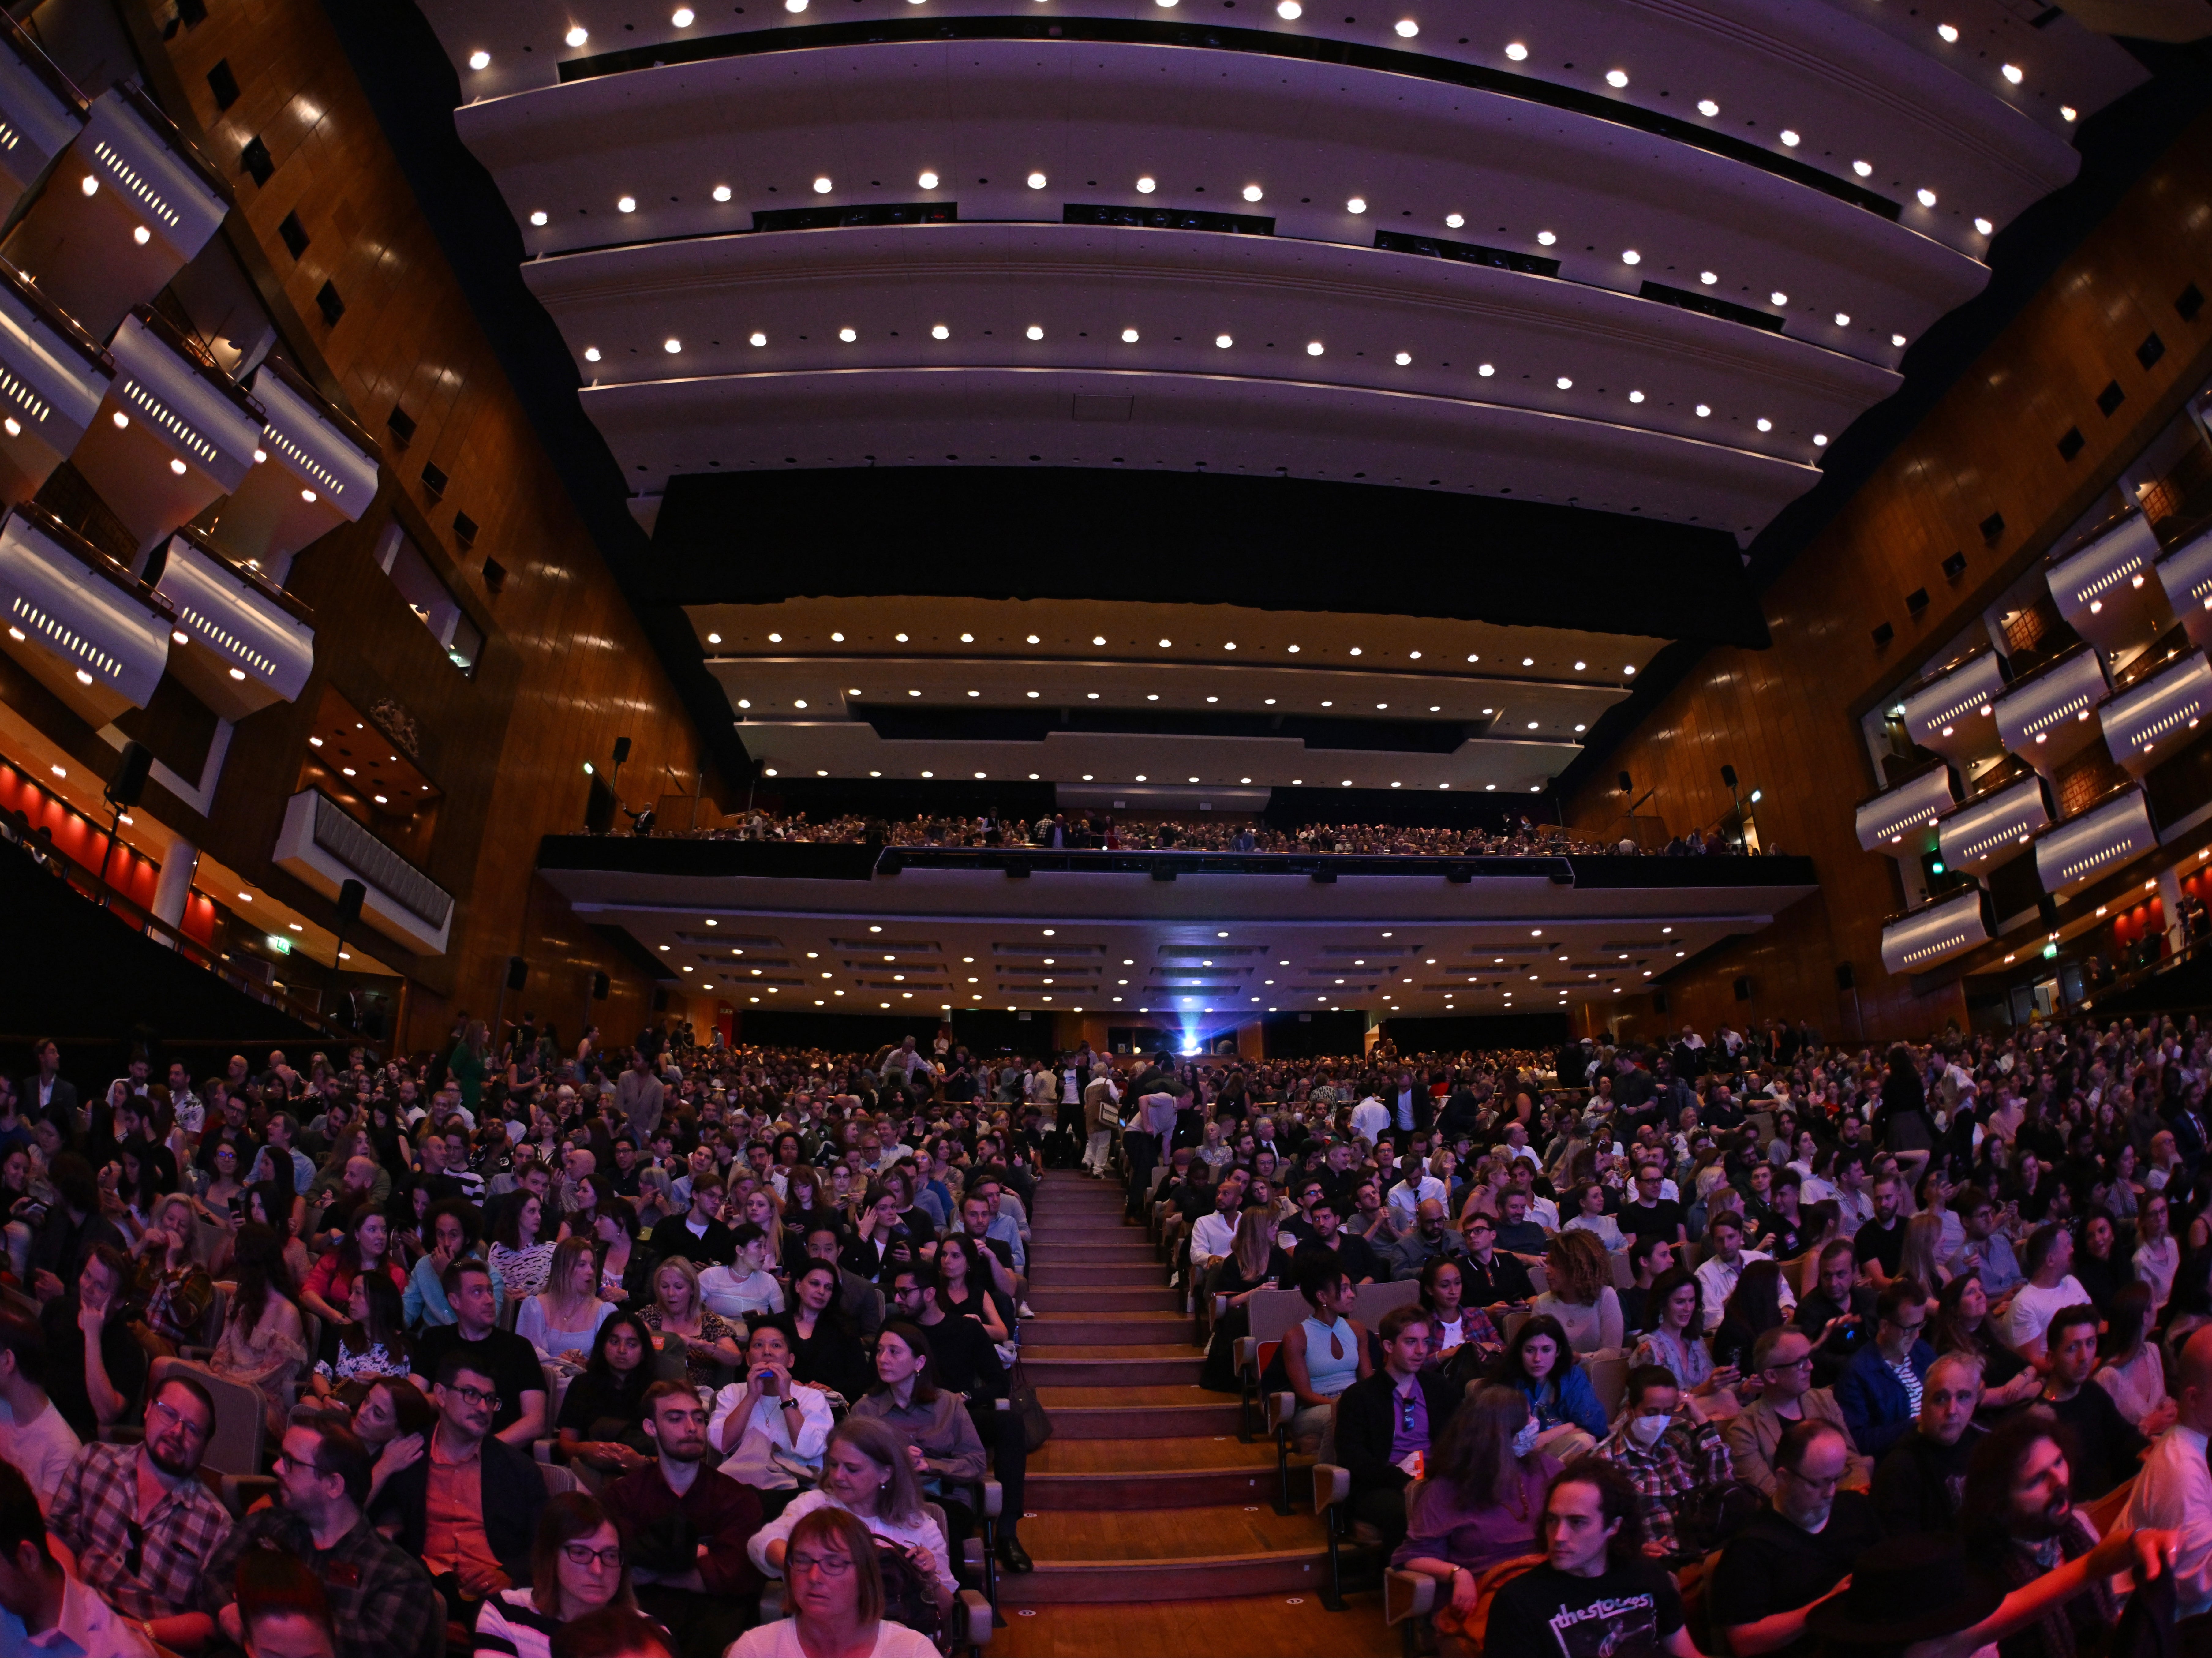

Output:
xmin=2120 ymin=1324 xmax=2212 ymax=1620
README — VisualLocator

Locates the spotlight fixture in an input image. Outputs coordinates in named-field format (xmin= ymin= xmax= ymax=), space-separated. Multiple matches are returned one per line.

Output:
xmin=469 ymin=49 xmax=491 ymax=68
xmin=565 ymin=24 xmax=589 ymax=46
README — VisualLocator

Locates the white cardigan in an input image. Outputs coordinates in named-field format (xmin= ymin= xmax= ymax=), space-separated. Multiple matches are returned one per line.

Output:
xmin=746 ymin=1487 xmax=960 ymax=1602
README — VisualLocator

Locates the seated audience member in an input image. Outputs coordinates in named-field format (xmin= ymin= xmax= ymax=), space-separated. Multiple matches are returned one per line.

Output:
xmin=212 ymin=1223 xmax=314 ymax=1441
xmin=353 ymin=1376 xmax=439 ymax=1506
xmin=1712 ymin=1258 xmax=1791 ymax=1377
xmin=1996 ymin=1224 xmax=2093 ymax=1361
xmin=132 ymin=1192 xmax=215 ymax=1347
xmin=406 ymin=1201 xmax=506 ymax=1330
xmin=371 ymin=1352 xmax=548 ymax=1616
xmin=200 ymin=1410 xmax=442 ymax=1658
xmin=1836 ymin=1277 xmax=1935 ymax=1459
xmin=1562 ymin=1180 xmax=1625 ymax=1251
xmin=1385 ymin=1199 xmax=1467 ymax=1282
xmin=850 ymin=1320 xmax=988 ymax=1552
xmin=782 ymin=1260 xmax=875 ymax=1404
xmin=556 ymin=1311 xmax=658 ymax=1476
xmin=2135 ymin=1191 xmax=2180 ymax=1319
xmin=300 ymin=1202 xmax=409 ymax=1346
xmin=2094 ymin=1282 xmax=2171 ymax=1429
xmin=1630 ymin=1266 xmax=1725 ymax=1398
xmin=2120 ymin=1323 xmax=2212 ymax=1624
xmin=311 ymin=1272 xmax=413 ymax=1402
xmin=1305 ymin=1193 xmax=1382 ymax=1286
xmin=1280 ymin=1255 xmax=1372 ymax=1452
xmin=1709 ymin=1419 xmax=1881 ymax=1658
xmin=1617 ymin=1233 xmax=1675 ymax=1337
xmin=1531 ymin=1228 xmax=1623 ymax=1356
xmin=1491 ymin=1190 xmax=1550 ymax=1259
xmin=0 ymin=1458 xmax=153 ymax=1655
xmin=1956 ymin=1413 xmax=2125 ymax=1656
xmin=1393 ymin=1382 xmax=1561 ymax=1623
xmin=520 ymin=1237 xmax=617 ymax=1379
xmin=410 ymin=1261 xmax=551 ymax=1447
xmin=711 ymin=1323 xmax=834 ymax=1501
xmin=1694 ymin=1211 xmax=1793 ymax=1334
xmin=472 ymin=1492 xmax=636 ymax=1658
xmin=1929 ymin=1271 xmax=2038 ymax=1409
xmin=1483 ymin=1461 xmax=1700 ymax=1658
xmin=0 ymin=1306 xmax=79 ymax=1511
xmin=1722 ymin=1326 xmax=1870 ymax=1496
xmin=1871 ymin=1350 xmax=1986 ymax=1537
xmin=1419 ymin=1256 xmax=1503 ymax=1374
xmin=488 ymin=1185 xmax=560 ymax=1303
xmin=231 ymin=1551 xmax=341 ymax=1658
xmin=47 ymin=1373 xmax=227 ymax=1646
xmin=2071 ymin=1210 xmax=2132 ymax=1313
xmin=39 ymin=1241 xmax=147 ymax=1444
xmin=1187 ymin=1179 xmax=1244 ymax=1279
xmin=1334 ymin=1305 xmax=1457 ymax=1555
xmin=730 ymin=1505 xmax=937 ymax=1658
xmin=638 ymin=1256 xmax=746 ymax=1390
xmin=1793 ymin=1241 xmax=1874 ymax=1389
xmin=602 ymin=1379 xmax=763 ymax=1658
xmin=1457 ymin=1212 xmax=1533 ymax=1306
xmin=701 ymin=1223 xmax=784 ymax=1321
xmin=882 ymin=1265 xmax=1029 ymax=1571
xmin=1490 ymin=1312 xmax=1608 ymax=1460
xmin=550 ymin=1604 xmax=677 ymax=1658
xmin=1950 ymin=1186 xmax=2024 ymax=1295
xmin=1594 ymin=1364 xmax=1734 ymax=1563
xmin=25 ymin=1154 xmax=123 ymax=1304
xmin=2035 ymin=1301 xmax=2156 ymax=1500
xmin=749 ymin=1417 xmax=958 ymax=1628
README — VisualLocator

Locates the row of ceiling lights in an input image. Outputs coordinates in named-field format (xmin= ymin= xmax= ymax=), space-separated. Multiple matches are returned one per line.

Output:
xmin=708 ymin=629 xmax=1635 ymax=672
xmin=756 ymin=764 xmax=1552 ymax=789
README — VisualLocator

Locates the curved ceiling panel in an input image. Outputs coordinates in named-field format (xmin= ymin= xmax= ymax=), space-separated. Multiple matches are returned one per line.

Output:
xmin=462 ymin=40 xmax=1990 ymax=370
xmin=527 ymin=223 xmax=1895 ymax=466
xmin=583 ymin=363 xmax=1812 ymax=531
xmin=432 ymin=0 xmax=2135 ymax=247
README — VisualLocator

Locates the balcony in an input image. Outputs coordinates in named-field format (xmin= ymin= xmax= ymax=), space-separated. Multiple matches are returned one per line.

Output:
xmin=2098 ymin=648 xmax=2212 ymax=777
xmin=0 ymin=18 xmax=83 ymax=223
xmin=1993 ymin=646 xmax=2109 ymax=776
xmin=69 ymin=307 xmax=262 ymax=557
xmin=2047 ymin=510 xmax=2166 ymax=660
xmin=0 ymin=501 xmax=170 ymax=723
xmin=1854 ymin=763 xmax=1958 ymax=859
xmin=1937 ymin=771 xmax=2053 ymax=878
xmin=0 ymin=261 xmax=110 ymax=506
xmin=2156 ymin=521 xmax=2212 ymax=653
xmin=147 ymin=526 xmax=313 ymax=720
xmin=1 ymin=87 xmax=229 ymax=340
xmin=1881 ymin=884 xmax=1997 ymax=977
xmin=272 ymin=788 xmax=454 ymax=956
xmin=2034 ymin=785 xmax=2157 ymax=897
xmin=1899 ymin=650 xmax=2007 ymax=771
xmin=214 ymin=360 xmax=379 ymax=579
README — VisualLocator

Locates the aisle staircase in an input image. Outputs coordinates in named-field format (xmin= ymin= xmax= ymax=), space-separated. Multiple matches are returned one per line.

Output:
xmin=994 ymin=1172 xmax=1397 ymax=1656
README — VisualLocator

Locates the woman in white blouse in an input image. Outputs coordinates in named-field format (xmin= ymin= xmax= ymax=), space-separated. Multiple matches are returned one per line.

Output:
xmin=2094 ymin=1283 xmax=2173 ymax=1429
xmin=1560 ymin=1182 xmax=1625 ymax=1251
xmin=711 ymin=1323 xmax=834 ymax=1492
xmin=1530 ymin=1228 xmax=1624 ymax=1355
xmin=747 ymin=1415 xmax=959 ymax=1616
xmin=2135 ymin=1191 xmax=2181 ymax=1317
xmin=516 ymin=1237 xmax=614 ymax=1376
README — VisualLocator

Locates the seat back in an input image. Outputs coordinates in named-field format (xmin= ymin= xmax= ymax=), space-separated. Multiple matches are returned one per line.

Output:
xmin=1611 ymin=1252 xmax=1635 ymax=1290
xmin=2086 ymin=1472 xmax=2137 ymax=1537
xmin=1247 ymin=1287 xmax=1308 ymax=1376
xmin=538 ymin=1461 xmax=580 ymax=1495
xmin=1501 ymin=1308 xmax=1530 ymax=1342
xmin=1585 ymin=1350 xmax=1630 ymax=1424
xmin=194 ymin=1217 xmax=231 ymax=1271
xmin=1525 ymin=1263 xmax=1550 ymax=1296
xmin=149 ymin=1355 xmax=264 ymax=1476
xmin=1351 ymin=1279 xmax=1419 ymax=1330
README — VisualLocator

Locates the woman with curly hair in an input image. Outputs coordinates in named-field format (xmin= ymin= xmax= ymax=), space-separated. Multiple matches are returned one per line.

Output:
xmin=1530 ymin=1227 xmax=1623 ymax=1354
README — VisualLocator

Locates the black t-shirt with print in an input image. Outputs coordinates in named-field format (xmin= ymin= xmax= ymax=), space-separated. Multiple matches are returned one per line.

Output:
xmin=1485 ymin=1558 xmax=1685 ymax=1657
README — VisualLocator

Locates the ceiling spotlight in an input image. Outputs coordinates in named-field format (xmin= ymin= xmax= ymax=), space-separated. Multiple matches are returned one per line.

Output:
xmin=839 ymin=327 xmax=857 ymax=342
xmin=530 ymin=210 xmax=548 ymax=226
xmin=1478 ymin=363 xmax=1494 ymax=376
xmin=169 ymin=457 xmax=186 ymax=474
xmin=1852 ymin=160 xmax=1873 ymax=177
xmin=1536 ymin=230 xmax=1556 ymax=245
xmin=1757 ymin=417 xmax=1772 ymax=432
xmin=1605 ymin=68 xmax=1628 ymax=86
xmin=1394 ymin=351 xmax=1411 ymax=365
xmin=1278 ymin=0 xmax=1301 ymax=14
xmin=1834 ymin=312 xmax=1851 ymax=326
xmin=1699 ymin=270 xmax=1717 ymax=285
xmin=1780 ymin=129 xmax=1801 ymax=146
xmin=618 ymin=195 xmax=637 ymax=212
xmin=713 ymin=185 xmax=732 ymax=202
xmin=1121 ymin=327 xmax=1140 ymax=343
xmin=932 ymin=324 xmax=950 ymax=339
xmin=919 ymin=171 xmax=940 ymax=189
xmin=668 ymin=337 xmax=686 ymax=352
xmin=565 ymin=24 xmax=589 ymax=46
xmin=813 ymin=176 xmax=833 ymax=194
xmin=2002 ymin=62 xmax=2023 ymax=84
xmin=1937 ymin=21 xmax=1959 ymax=40
xmin=1244 ymin=184 xmax=1264 ymax=202
xmin=1771 ymin=290 xmax=1788 ymax=306
xmin=1556 ymin=376 xmax=1572 ymax=390
xmin=1306 ymin=341 xmax=1324 ymax=356
xmin=1974 ymin=216 xmax=1993 ymax=235
xmin=1027 ymin=172 xmax=1047 ymax=189
xmin=2061 ymin=105 xmax=2078 ymax=121
xmin=1346 ymin=196 xmax=1367 ymax=213
xmin=1628 ymin=390 xmax=1645 ymax=403
xmin=1892 ymin=332 xmax=1908 ymax=346
xmin=1505 ymin=40 xmax=1528 ymax=59
xmin=1813 ymin=433 xmax=1829 ymax=446
xmin=1620 ymin=249 xmax=1640 ymax=265
xmin=673 ymin=4 xmax=695 ymax=20
xmin=1917 ymin=188 xmax=1938 ymax=206
xmin=1093 ymin=635 xmax=1107 ymax=645
xmin=1444 ymin=212 xmax=1464 ymax=228
xmin=1697 ymin=98 xmax=1719 ymax=116
xmin=1136 ymin=177 xmax=1156 ymax=193
xmin=583 ymin=347 xmax=600 ymax=362
xmin=1394 ymin=18 xmax=1417 ymax=36
xmin=468 ymin=48 xmax=491 ymax=68
xmin=1215 ymin=334 xmax=1233 ymax=348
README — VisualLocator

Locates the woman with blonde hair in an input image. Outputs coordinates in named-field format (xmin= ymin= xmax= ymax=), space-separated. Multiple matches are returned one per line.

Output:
xmin=1529 ymin=1227 xmax=1623 ymax=1354
xmin=1898 ymin=1211 xmax=1951 ymax=1304
xmin=518 ymin=1235 xmax=615 ymax=1376
xmin=638 ymin=1254 xmax=744 ymax=1386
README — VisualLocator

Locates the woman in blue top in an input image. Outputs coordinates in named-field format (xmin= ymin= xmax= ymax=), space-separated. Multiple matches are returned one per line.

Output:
xmin=1281 ymin=1249 xmax=1371 ymax=1454
xmin=1486 ymin=1313 xmax=1606 ymax=1462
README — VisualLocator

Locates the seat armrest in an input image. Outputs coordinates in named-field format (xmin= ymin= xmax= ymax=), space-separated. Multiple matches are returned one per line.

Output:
xmin=1235 ymin=1336 xmax=1256 ymax=1371
xmin=1265 ymin=1390 xmax=1297 ymax=1433
xmin=981 ymin=1478 xmax=1003 ymax=1519
xmin=532 ymin=1439 xmax=558 ymax=1464
xmin=959 ymin=1588 xmax=995 ymax=1647
xmin=219 ymin=1474 xmax=279 ymax=1520
xmin=1312 ymin=1462 xmax=1351 ymax=1511
xmin=1212 ymin=1294 xmax=1228 ymax=1322
xmin=1384 ymin=1568 xmax=1439 ymax=1625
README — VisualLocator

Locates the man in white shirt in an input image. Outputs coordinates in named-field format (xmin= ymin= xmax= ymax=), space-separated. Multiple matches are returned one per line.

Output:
xmin=0 ymin=1458 xmax=152 ymax=1656
xmin=162 ymin=1064 xmax=203 ymax=1137
xmin=1997 ymin=1223 xmax=2093 ymax=1361
xmin=1830 ymin=1155 xmax=1875 ymax=1233
xmin=1384 ymin=1156 xmax=1447 ymax=1232
xmin=2122 ymin=1323 xmax=2212 ymax=1620
xmin=1349 ymin=1094 xmax=1389 ymax=1145
xmin=1694 ymin=1212 xmax=1794 ymax=1333
xmin=1189 ymin=1177 xmax=1247 ymax=1272
xmin=0 ymin=1308 xmax=78 ymax=1513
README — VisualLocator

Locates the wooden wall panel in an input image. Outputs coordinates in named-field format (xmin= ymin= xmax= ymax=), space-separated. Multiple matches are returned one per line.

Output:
xmin=1566 ymin=111 xmax=2212 ymax=1044
xmin=89 ymin=0 xmax=715 ymax=1054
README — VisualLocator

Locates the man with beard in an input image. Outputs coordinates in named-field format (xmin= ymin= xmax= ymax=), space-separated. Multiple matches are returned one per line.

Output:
xmin=1958 ymin=1415 xmax=2118 ymax=1658
xmin=47 ymin=1375 xmax=231 ymax=1647
xmin=603 ymin=1381 xmax=764 ymax=1658
xmin=1384 ymin=1197 xmax=1467 ymax=1281
xmin=1710 ymin=1420 xmax=1878 ymax=1657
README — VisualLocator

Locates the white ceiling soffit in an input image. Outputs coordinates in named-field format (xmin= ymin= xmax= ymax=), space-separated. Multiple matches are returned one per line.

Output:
xmin=700 ymin=655 xmax=1629 ymax=730
xmin=469 ymin=44 xmax=1986 ymax=369
xmin=431 ymin=0 xmax=2134 ymax=226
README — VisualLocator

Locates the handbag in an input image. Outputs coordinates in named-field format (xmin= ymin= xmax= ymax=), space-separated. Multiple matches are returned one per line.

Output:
xmin=1009 ymin=1358 xmax=1054 ymax=1453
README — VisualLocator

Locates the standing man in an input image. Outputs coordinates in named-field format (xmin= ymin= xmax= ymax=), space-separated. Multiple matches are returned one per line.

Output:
xmin=1081 ymin=1067 xmax=1119 ymax=1181
xmin=618 ymin=1050 xmax=666 ymax=1145
xmin=2120 ymin=1323 xmax=2212 ymax=1622
xmin=1124 ymin=1079 xmax=1181 ymax=1221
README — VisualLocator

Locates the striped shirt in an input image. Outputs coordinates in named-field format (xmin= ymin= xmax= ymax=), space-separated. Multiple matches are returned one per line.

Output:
xmin=470 ymin=1586 xmax=562 ymax=1658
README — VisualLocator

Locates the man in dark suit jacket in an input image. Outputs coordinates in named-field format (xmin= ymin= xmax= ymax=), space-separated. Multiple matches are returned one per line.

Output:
xmin=23 ymin=1039 xmax=74 ymax=1140
xmin=1331 ymin=1304 xmax=1460 ymax=1552
xmin=372 ymin=1349 xmax=546 ymax=1612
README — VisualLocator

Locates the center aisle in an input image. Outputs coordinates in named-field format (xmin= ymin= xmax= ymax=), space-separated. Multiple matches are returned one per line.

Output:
xmin=992 ymin=1170 xmax=1397 ymax=1657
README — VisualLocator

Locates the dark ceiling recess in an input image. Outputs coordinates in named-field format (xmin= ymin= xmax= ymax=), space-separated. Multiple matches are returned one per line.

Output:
xmin=651 ymin=468 xmax=1766 ymax=647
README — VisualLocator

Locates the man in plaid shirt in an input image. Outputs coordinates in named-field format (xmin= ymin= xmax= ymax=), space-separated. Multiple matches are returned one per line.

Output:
xmin=199 ymin=1411 xmax=443 ymax=1658
xmin=1596 ymin=1364 xmax=1736 ymax=1561
xmin=47 ymin=1375 xmax=230 ymax=1645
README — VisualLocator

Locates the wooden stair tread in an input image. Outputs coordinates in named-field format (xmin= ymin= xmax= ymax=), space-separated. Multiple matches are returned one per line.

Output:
xmin=992 ymin=1591 xmax=1395 ymax=1655
xmin=1034 ymin=1383 xmax=1234 ymax=1408
xmin=1029 ymin=1436 xmax=1275 ymax=1473
xmin=1019 ymin=1503 xmax=1324 ymax=1562
xmin=1021 ymin=1343 xmax=1204 ymax=1362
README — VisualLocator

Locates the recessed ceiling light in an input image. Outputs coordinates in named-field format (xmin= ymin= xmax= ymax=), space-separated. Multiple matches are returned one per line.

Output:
xmin=713 ymin=185 xmax=732 ymax=203
xmin=1628 ymin=389 xmax=1644 ymax=403
xmin=1756 ymin=417 xmax=1772 ymax=432
xmin=1027 ymin=172 xmax=1048 ymax=189
xmin=1478 ymin=363 xmax=1495 ymax=376
xmin=1771 ymin=290 xmax=1789 ymax=306
xmin=2061 ymin=105 xmax=2078 ymax=121
xmin=1891 ymin=332 xmax=1908 ymax=346
xmin=1813 ymin=433 xmax=1828 ymax=446
xmin=1699 ymin=270 xmax=1717 ymax=285
xmin=1780 ymin=129 xmax=1801 ymax=146
xmin=831 ymin=631 xmax=845 ymax=641
xmin=960 ymin=632 xmax=974 ymax=642
xmin=1444 ymin=212 xmax=1464 ymax=228
xmin=468 ymin=48 xmax=491 ymax=68
xmin=1937 ymin=22 xmax=1958 ymax=41
xmin=1277 ymin=0 xmax=1300 ymax=14
xmin=1555 ymin=376 xmax=1572 ymax=390
xmin=1122 ymin=328 xmax=1140 ymax=343
xmin=1394 ymin=18 xmax=1417 ymax=36
xmin=1159 ymin=638 xmax=1173 ymax=647
xmin=813 ymin=177 xmax=833 ymax=194
xmin=1605 ymin=68 xmax=1628 ymax=86
xmin=1346 ymin=196 xmax=1367 ymax=213
xmin=1394 ymin=351 xmax=1412 ymax=366
xmin=1306 ymin=341 xmax=1324 ymax=356
xmin=919 ymin=171 xmax=940 ymax=189
xmin=672 ymin=5 xmax=695 ymax=22
xmin=565 ymin=24 xmax=589 ymax=46
xmin=1536 ymin=230 xmax=1556 ymax=245
xmin=1620 ymin=249 xmax=1640 ymax=265
xmin=584 ymin=347 xmax=601 ymax=361
xmin=1852 ymin=160 xmax=1873 ymax=178
xmin=839 ymin=327 xmax=857 ymax=342
xmin=1697 ymin=98 xmax=1719 ymax=116
xmin=617 ymin=195 xmax=637 ymax=213
xmin=2002 ymin=62 xmax=2023 ymax=84
xmin=668 ymin=337 xmax=687 ymax=352
xmin=1917 ymin=188 xmax=1938 ymax=206
xmin=1136 ymin=176 xmax=1156 ymax=193
xmin=1695 ymin=403 xmax=1710 ymax=417
xmin=1215 ymin=334 xmax=1233 ymax=348
xmin=706 ymin=631 xmax=722 ymax=644
xmin=1505 ymin=40 xmax=1528 ymax=59
xmin=932 ymin=324 xmax=950 ymax=339
xmin=1974 ymin=216 xmax=1993 ymax=235
xmin=1093 ymin=635 xmax=1107 ymax=645
xmin=1834 ymin=312 xmax=1851 ymax=327
xmin=1244 ymin=184 xmax=1264 ymax=202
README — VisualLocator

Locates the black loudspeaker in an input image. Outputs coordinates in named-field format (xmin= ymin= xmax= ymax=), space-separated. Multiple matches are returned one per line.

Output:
xmin=1653 ymin=990 xmax=1669 ymax=1015
xmin=1617 ymin=771 xmax=1632 ymax=793
xmin=1836 ymin=961 xmax=1855 ymax=990
xmin=2037 ymin=894 xmax=2061 ymax=932
xmin=1720 ymin=764 xmax=1739 ymax=790
xmin=506 ymin=956 xmax=528 ymax=991
xmin=336 ymin=879 xmax=366 ymax=928
xmin=612 ymin=736 xmax=633 ymax=764
xmin=651 ymin=988 xmax=668 ymax=1013
xmin=591 ymin=970 xmax=610 ymax=1001
xmin=585 ymin=775 xmax=617 ymax=834
xmin=1734 ymin=975 xmax=1752 ymax=1001
xmin=108 ymin=742 xmax=153 ymax=809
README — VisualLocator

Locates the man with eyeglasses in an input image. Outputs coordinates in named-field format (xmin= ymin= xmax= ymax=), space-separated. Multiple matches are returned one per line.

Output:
xmin=1709 ymin=1420 xmax=1877 ymax=1658
xmin=370 ymin=1353 xmax=547 ymax=1619
xmin=197 ymin=1413 xmax=440 ymax=1658
xmin=602 ymin=1380 xmax=762 ymax=1658
xmin=408 ymin=1261 xmax=547 ymax=1446
xmin=45 ymin=1375 xmax=228 ymax=1648
xmin=1835 ymin=1278 xmax=1936 ymax=1459
xmin=1870 ymin=1350 xmax=1987 ymax=1536
xmin=1723 ymin=1328 xmax=1870 ymax=1497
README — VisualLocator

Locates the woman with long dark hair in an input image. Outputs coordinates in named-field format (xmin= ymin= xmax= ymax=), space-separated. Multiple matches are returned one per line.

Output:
xmin=784 ymin=1259 xmax=873 ymax=1403
xmin=210 ymin=1221 xmax=309 ymax=1438
xmin=850 ymin=1319 xmax=988 ymax=1558
xmin=1394 ymin=1383 xmax=1562 ymax=1618
xmin=1484 ymin=1313 xmax=1605 ymax=1460
xmin=1711 ymin=1259 xmax=1788 ymax=1376
xmin=310 ymin=1271 xmax=412 ymax=1402
xmin=1628 ymin=1266 xmax=1719 ymax=1397
xmin=555 ymin=1310 xmax=658 ymax=1475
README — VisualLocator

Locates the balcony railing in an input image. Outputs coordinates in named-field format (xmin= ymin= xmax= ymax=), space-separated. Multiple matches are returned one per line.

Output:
xmin=273 ymin=788 xmax=453 ymax=954
xmin=147 ymin=526 xmax=313 ymax=719
xmin=0 ymin=500 xmax=170 ymax=721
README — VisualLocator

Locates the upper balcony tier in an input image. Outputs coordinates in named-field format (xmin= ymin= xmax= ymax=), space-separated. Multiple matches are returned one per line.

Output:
xmin=0 ymin=500 xmax=170 ymax=725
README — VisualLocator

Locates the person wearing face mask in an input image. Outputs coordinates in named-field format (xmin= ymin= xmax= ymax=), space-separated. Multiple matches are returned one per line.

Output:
xmin=1593 ymin=1366 xmax=1735 ymax=1563
xmin=1331 ymin=1306 xmax=1459 ymax=1556
xmin=1709 ymin=1419 xmax=1879 ymax=1657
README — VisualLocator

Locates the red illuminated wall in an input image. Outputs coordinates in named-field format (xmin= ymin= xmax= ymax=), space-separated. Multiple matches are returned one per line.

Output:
xmin=0 ymin=760 xmax=162 ymax=912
